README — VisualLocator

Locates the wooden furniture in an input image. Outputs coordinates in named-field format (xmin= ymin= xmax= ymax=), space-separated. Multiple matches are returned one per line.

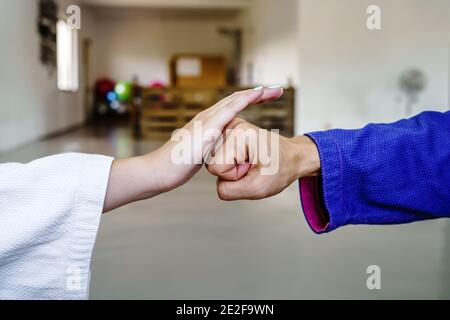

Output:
xmin=136 ymin=87 xmax=295 ymax=140
xmin=225 ymin=88 xmax=295 ymax=138
xmin=170 ymin=54 xmax=227 ymax=88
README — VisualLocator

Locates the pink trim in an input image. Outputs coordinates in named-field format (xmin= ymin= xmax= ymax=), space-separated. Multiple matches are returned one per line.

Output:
xmin=300 ymin=177 xmax=329 ymax=233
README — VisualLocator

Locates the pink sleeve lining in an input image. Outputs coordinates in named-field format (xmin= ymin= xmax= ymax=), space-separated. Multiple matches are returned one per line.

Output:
xmin=299 ymin=177 xmax=329 ymax=233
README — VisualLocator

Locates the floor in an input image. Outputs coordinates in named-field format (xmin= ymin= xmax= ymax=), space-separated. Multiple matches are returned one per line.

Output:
xmin=1 ymin=123 xmax=449 ymax=299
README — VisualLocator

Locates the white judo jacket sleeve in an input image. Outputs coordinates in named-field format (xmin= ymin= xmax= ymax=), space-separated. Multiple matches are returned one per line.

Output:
xmin=0 ymin=153 xmax=114 ymax=300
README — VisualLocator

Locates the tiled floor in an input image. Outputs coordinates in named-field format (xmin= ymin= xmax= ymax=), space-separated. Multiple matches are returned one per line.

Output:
xmin=1 ymin=124 xmax=449 ymax=299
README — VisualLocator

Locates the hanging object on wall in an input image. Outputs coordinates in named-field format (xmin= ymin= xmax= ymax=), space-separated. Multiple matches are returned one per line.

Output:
xmin=399 ymin=69 xmax=427 ymax=116
xmin=38 ymin=0 xmax=58 ymax=73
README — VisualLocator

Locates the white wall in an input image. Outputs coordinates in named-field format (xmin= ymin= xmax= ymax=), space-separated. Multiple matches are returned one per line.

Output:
xmin=238 ymin=0 xmax=300 ymax=88
xmin=91 ymin=8 xmax=239 ymax=85
xmin=0 ymin=0 xmax=92 ymax=153
xmin=298 ymin=0 xmax=450 ymax=133
xmin=239 ymin=0 xmax=450 ymax=133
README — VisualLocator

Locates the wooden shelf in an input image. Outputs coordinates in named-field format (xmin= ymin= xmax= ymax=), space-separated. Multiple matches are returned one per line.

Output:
xmin=133 ymin=87 xmax=295 ymax=140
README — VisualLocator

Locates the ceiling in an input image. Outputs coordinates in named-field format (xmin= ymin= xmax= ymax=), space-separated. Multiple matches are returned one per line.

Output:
xmin=82 ymin=0 xmax=251 ymax=10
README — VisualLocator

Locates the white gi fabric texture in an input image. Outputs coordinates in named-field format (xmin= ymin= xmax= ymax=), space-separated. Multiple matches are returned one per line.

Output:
xmin=0 ymin=153 xmax=113 ymax=300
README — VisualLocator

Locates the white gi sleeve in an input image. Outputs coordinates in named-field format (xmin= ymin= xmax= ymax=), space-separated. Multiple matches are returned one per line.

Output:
xmin=0 ymin=153 xmax=114 ymax=300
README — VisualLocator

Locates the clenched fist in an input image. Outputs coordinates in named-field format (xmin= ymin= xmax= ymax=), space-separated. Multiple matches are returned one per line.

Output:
xmin=206 ymin=118 xmax=321 ymax=201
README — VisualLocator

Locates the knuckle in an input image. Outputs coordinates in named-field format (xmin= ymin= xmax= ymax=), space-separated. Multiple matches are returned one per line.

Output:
xmin=217 ymin=184 xmax=231 ymax=201
xmin=224 ymin=118 xmax=247 ymax=132
xmin=207 ymin=163 xmax=219 ymax=176
xmin=232 ymin=117 xmax=247 ymax=128
xmin=217 ymin=183 xmax=236 ymax=201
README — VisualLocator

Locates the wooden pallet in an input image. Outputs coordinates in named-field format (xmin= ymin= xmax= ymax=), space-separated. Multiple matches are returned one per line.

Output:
xmin=222 ymin=88 xmax=295 ymax=137
xmin=138 ymin=88 xmax=218 ymax=139
xmin=136 ymin=87 xmax=295 ymax=140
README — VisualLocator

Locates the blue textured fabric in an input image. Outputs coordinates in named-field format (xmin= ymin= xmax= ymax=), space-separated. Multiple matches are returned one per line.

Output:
xmin=306 ymin=111 xmax=450 ymax=233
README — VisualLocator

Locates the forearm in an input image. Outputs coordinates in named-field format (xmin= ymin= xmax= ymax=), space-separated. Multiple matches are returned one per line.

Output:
xmin=103 ymin=142 xmax=202 ymax=213
xmin=104 ymin=147 xmax=178 ymax=213
xmin=103 ymin=152 xmax=166 ymax=213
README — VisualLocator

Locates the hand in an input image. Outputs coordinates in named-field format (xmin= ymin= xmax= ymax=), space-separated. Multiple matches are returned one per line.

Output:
xmin=152 ymin=87 xmax=284 ymax=192
xmin=206 ymin=118 xmax=321 ymax=201
xmin=103 ymin=87 xmax=283 ymax=212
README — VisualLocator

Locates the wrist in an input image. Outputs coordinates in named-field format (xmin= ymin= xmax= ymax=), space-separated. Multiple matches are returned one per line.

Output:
xmin=289 ymin=135 xmax=321 ymax=179
xmin=145 ymin=142 xmax=201 ymax=194
xmin=140 ymin=151 xmax=172 ymax=195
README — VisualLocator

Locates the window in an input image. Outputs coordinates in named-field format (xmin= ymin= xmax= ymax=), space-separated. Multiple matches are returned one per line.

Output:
xmin=57 ymin=20 xmax=79 ymax=92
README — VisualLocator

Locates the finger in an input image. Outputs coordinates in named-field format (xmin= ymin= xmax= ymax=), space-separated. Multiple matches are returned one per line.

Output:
xmin=236 ymin=162 xmax=251 ymax=179
xmin=200 ymin=88 xmax=283 ymax=163
xmin=203 ymin=88 xmax=263 ymax=117
xmin=216 ymin=88 xmax=264 ymax=109
xmin=208 ymin=162 xmax=251 ymax=181
xmin=212 ymin=87 xmax=284 ymax=126
xmin=223 ymin=87 xmax=283 ymax=108
xmin=222 ymin=87 xmax=266 ymax=114
xmin=223 ymin=127 xmax=248 ymax=165
xmin=207 ymin=163 xmax=233 ymax=177
xmin=255 ymin=86 xmax=284 ymax=104
xmin=199 ymin=89 xmax=263 ymax=143
xmin=222 ymin=86 xmax=284 ymax=114
xmin=223 ymin=117 xmax=247 ymax=131
xmin=217 ymin=175 xmax=256 ymax=201
xmin=206 ymin=131 xmax=239 ymax=179
xmin=203 ymin=87 xmax=284 ymax=129
xmin=208 ymin=86 xmax=277 ymax=117
xmin=202 ymin=87 xmax=284 ymax=119
xmin=206 ymin=119 xmax=249 ymax=167
xmin=203 ymin=121 xmax=233 ymax=166
xmin=208 ymin=143 xmax=236 ymax=177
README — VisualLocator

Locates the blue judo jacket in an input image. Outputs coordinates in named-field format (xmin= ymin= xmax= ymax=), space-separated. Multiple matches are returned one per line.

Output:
xmin=300 ymin=111 xmax=450 ymax=234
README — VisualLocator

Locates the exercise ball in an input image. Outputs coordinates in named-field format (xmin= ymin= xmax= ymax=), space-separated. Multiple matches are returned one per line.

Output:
xmin=115 ymin=81 xmax=133 ymax=102
xmin=95 ymin=78 xmax=115 ymax=100
xmin=106 ymin=91 xmax=118 ymax=102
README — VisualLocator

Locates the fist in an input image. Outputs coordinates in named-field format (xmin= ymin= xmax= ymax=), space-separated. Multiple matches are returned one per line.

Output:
xmin=206 ymin=119 xmax=321 ymax=201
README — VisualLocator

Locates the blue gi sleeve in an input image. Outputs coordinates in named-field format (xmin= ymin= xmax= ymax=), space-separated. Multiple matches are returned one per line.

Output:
xmin=300 ymin=111 xmax=450 ymax=234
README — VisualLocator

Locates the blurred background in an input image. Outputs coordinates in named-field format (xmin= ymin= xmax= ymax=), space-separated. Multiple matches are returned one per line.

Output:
xmin=0 ymin=0 xmax=449 ymax=299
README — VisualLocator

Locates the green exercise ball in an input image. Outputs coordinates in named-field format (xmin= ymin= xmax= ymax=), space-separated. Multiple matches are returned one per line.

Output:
xmin=115 ymin=81 xmax=132 ymax=102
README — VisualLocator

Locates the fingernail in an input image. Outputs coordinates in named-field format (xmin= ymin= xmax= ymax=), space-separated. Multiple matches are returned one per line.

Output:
xmin=268 ymin=85 xmax=282 ymax=89
xmin=253 ymin=86 xmax=264 ymax=91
